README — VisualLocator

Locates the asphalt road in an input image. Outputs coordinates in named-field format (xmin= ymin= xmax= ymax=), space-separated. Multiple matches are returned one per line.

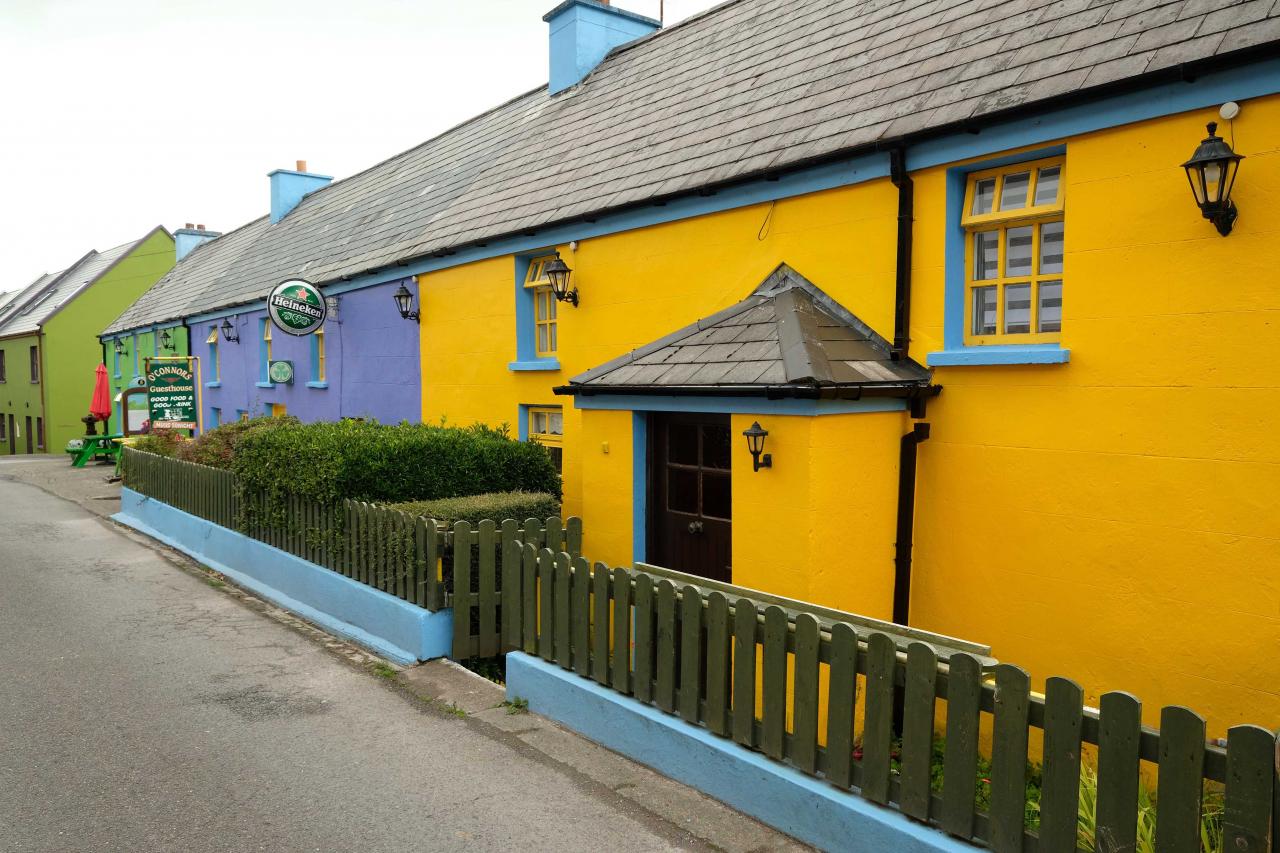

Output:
xmin=0 ymin=476 xmax=793 ymax=852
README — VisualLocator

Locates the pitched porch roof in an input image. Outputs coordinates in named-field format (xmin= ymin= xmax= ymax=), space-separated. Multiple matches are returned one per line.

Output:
xmin=555 ymin=264 xmax=933 ymax=401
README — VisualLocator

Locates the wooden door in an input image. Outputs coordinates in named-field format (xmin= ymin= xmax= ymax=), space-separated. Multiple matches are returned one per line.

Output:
xmin=648 ymin=412 xmax=732 ymax=582
xmin=24 ymin=417 xmax=32 ymax=454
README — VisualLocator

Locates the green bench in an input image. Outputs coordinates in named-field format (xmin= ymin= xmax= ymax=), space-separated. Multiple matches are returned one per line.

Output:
xmin=65 ymin=434 xmax=124 ymax=468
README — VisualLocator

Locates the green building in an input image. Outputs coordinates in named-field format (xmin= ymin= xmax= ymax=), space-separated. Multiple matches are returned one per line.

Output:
xmin=0 ymin=227 xmax=175 ymax=454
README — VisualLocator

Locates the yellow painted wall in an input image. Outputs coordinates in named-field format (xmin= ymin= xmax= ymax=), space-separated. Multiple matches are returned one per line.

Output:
xmin=421 ymin=94 xmax=1280 ymax=735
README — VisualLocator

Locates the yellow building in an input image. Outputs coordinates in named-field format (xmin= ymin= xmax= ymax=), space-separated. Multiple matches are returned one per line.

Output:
xmin=409 ymin=0 xmax=1280 ymax=737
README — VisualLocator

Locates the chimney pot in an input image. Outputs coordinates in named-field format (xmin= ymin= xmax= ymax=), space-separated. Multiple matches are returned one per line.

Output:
xmin=185 ymin=222 xmax=195 ymax=229
xmin=296 ymin=160 xmax=307 ymax=172
xmin=196 ymin=224 xmax=205 ymax=231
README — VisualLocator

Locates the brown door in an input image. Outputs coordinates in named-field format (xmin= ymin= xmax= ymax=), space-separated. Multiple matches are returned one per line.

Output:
xmin=24 ymin=417 xmax=33 ymax=454
xmin=648 ymin=412 xmax=732 ymax=582
xmin=6 ymin=415 xmax=13 ymax=454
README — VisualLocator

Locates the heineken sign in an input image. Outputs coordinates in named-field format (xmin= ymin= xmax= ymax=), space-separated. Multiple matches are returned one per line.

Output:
xmin=146 ymin=358 xmax=197 ymax=430
xmin=267 ymin=278 xmax=326 ymax=336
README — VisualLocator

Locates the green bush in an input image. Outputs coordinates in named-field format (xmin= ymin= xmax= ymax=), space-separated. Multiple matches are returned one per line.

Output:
xmin=175 ymin=416 xmax=299 ymax=469
xmin=388 ymin=491 xmax=560 ymax=525
xmin=231 ymin=420 xmax=561 ymax=510
xmin=130 ymin=430 xmax=184 ymax=458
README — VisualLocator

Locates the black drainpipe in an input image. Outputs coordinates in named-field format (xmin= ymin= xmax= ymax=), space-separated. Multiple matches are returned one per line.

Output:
xmin=892 ymin=421 xmax=930 ymax=625
xmin=889 ymin=146 xmax=913 ymax=361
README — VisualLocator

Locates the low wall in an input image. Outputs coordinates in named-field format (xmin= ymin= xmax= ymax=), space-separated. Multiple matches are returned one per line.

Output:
xmin=115 ymin=488 xmax=451 ymax=664
xmin=506 ymin=652 xmax=971 ymax=853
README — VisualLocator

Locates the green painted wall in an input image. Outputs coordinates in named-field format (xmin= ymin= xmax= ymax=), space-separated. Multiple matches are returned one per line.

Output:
xmin=0 ymin=333 xmax=46 ymax=454
xmin=104 ymin=322 xmax=191 ymax=437
xmin=40 ymin=228 xmax=176 ymax=451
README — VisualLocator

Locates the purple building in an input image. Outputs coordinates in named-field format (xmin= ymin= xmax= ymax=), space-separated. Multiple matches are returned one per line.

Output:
xmin=102 ymin=164 xmax=423 ymax=430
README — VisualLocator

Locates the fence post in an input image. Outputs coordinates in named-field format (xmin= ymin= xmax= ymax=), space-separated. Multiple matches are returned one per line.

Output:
xmin=899 ymin=641 xmax=939 ymax=821
xmin=941 ymin=652 xmax=982 ymax=839
xmin=1154 ymin=706 xmax=1206 ymax=853
xmin=1039 ymin=676 xmax=1085 ymax=853
xmin=988 ymin=663 xmax=1031 ymax=853
xmin=1222 ymin=724 xmax=1275 ymax=853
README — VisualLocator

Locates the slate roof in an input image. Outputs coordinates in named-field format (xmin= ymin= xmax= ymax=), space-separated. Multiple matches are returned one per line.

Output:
xmin=555 ymin=263 xmax=932 ymax=399
xmin=2 ymin=231 xmax=156 ymax=339
xmin=104 ymin=0 xmax=1280 ymax=334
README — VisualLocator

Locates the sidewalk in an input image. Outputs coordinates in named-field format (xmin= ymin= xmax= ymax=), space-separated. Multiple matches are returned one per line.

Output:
xmin=0 ymin=456 xmax=809 ymax=852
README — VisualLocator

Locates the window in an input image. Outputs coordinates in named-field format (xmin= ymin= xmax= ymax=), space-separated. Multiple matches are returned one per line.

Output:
xmin=35 ymin=417 xmax=43 ymax=450
xmin=206 ymin=327 xmax=220 ymax=382
xmin=525 ymin=256 xmax=559 ymax=357
xmin=271 ymin=403 xmax=287 ymax=418
xmin=527 ymin=406 xmax=563 ymax=473
xmin=210 ymin=407 xmax=221 ymax=428
xmin=112 ymin=340 xmax=121 ymax=378
xmin=312 ymin=327 xmax=326 ymax=383
xmin=0 ymin=416 xmax=6 ymax=440
xmin=29 ymin=345 xmax=38 ymax=382
xmin=0 ymin=348 xmax=6 ymax=382
xmin=962 ymin=156 xmax=1064 ymax=345
xmin=238 ymin=410 xmax=250 ymax=422
xmin=259 ymin=319 xmax=272 ymax=384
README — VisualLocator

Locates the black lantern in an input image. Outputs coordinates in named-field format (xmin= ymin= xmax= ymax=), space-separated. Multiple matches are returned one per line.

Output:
xmin=113 ymin=338 xmax=125 ymax=356
xmin=393 ymin=283 xmax=419 ymax=322
xmin=159 ymin=329 xmax=173 ymax=351
xmin=544 ymin=254 xmax=579 ymax=306
xmin=220 ymin=317 xmax=239 ymax=343
xmin=742 ymin=421 xmax=772 ymax=472
xmin=1182 ymin=121 xmax=1243 ymax=236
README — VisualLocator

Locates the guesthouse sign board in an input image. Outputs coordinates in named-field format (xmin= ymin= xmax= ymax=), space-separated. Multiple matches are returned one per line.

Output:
xmin=267 ymin=278 xmax=327 ymax=336
xmin=145 ymin=357 xmax=198 ymax=431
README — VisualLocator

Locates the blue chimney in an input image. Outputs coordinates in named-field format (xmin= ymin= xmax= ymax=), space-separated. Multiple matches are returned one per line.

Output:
xmin=543 ymin=0 xmax=659 ymax=96
xmin=174 ymin=223 xmax=221 ymax=261
xmin=268 ymin=160 xmax=332 ymax=224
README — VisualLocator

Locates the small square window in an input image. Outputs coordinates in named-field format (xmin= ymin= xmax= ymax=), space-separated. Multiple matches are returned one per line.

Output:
xmin=1004 ymin=284 xmax=1032 ymax=334
xmin=972 ymin=286 xmax=997 ymax=336
xmin=1040 ymin=222 xmax=1064 ymax=274
xmin=973 ymin=232 xmax=999 ymax=280
xmin=999 ymin=171 xmax=1030 ymax=210
xmin=1038 ymin=281 xmax=1063 ymax=333
xmin=971 ymin=178 xmax=996 ymax=215
xmin=1034 ymin=166 xmax=1061 ymax=206
xmin=1004 ymin=226 xmax=1034 ymax=278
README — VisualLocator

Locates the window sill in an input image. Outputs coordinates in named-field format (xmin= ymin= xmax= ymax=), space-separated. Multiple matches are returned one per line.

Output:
xmin=254 ymin=381 xmax=274 ymax=389
xmin=306 ymin=381 xmax=328 ymax=389
xmin=205 ymin=381 xmax=222 ymax=389
xmin=927 ymin=345 xmax=1070 ymax=366
xmin=508 ymin=358 xmax=561 ymax=372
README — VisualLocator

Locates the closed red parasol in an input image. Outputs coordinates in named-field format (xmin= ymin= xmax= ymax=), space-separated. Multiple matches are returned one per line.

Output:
xmin=89 ymin=363 xmax=112 ymax=422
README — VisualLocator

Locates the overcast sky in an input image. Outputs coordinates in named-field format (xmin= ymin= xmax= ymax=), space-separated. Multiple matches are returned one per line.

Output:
xmin=0 ymin=0 xmax=721 ymax=292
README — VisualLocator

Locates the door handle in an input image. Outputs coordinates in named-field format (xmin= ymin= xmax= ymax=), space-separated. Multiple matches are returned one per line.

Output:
xmin=687 ymin=520 xmax=704 ymax=534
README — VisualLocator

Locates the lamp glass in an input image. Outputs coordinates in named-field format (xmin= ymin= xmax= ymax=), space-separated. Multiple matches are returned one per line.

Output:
xmin=393 ymin=284 xmax=414 ymax=318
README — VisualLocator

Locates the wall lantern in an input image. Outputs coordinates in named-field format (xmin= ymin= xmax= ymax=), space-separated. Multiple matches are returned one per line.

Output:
xmin=393 ymin=283 xmax=420 ymax=322
xmin=220 ymin=317 xmax=239 ymax=343
xmin=1182 ymin=121 xmax=1243 ymax=236
xmin=113 ymin=338 xmax=125 ymax=356
xmin=742 ymin=421 xmax=773 ymax=472
xmin=159 ymin=329 xmax=174 ymax=351
xmin=545 ymin=254 xmax=579 ymax=306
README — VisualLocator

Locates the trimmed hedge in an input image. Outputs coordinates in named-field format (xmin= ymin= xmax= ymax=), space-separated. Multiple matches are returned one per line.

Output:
xmin=130 ymin=430 xmax=184 ymax=458
xmin=388 ymin=491 xmax=560 ymax=525
xmin=231 ymin=419 xmax=561 ymax=507
xmin=176 ymin=416 xmax=299 ymax=469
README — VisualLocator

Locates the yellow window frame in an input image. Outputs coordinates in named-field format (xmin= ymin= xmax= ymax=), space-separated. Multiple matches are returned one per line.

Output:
xmin=206 ymin=327 xmax=219 ymax=380
xmin=528 ymin=405 xmax=563 ymax=471
xmin=962 ymin=156 xmax=1065 ymax=346
xmin=525 ymin=256 xmax=558 ymax=357
xmin=316 ymin=328 xmax=326 ymax=382
xmin=263 ymin=321 xmax=273 ymax=363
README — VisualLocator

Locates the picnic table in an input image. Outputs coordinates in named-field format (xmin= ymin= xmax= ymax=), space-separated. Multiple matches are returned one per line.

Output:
xmin=65 ymin=434 xmax=124 ymax=468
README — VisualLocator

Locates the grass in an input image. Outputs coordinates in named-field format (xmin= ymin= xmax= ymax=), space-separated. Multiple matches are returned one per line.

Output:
xmin=371 ymin=662 xmax=397 ymax=679
xmin=503 ymin=697 xmax=529 ymax=715
xmin=203 ymin=577 xmax=225 ymax=588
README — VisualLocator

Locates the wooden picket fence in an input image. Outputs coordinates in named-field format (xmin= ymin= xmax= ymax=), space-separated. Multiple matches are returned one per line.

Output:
xmin=509 ymin=546 xmax=1279 ymax=853
xmin=121 ymin=448 xmax=581 ymax=655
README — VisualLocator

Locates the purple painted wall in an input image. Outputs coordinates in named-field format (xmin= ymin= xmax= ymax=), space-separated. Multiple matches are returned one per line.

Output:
xmin=199 ymin=278 xmax=420 ymax=428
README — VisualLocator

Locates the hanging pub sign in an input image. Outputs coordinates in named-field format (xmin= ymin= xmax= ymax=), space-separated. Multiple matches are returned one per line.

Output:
xmin=268 ymin=360 xmax=295 ymax=384
xmin=145 ymin=357 xmax=198 ymax=430
xmin=267 ymin=278 xmax=327 ymax=336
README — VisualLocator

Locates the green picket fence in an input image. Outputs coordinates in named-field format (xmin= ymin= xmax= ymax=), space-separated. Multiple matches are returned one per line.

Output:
xmin=510 ymin=545 xmax=1279 ymax=853
xmin=122 ymin=447 xmax=581 ymax=656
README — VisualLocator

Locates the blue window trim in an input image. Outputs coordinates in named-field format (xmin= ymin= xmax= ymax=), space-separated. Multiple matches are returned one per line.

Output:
xmin=209 ymin=407 xmax=221 ymax=428
xmin=928 ymin=144 xmax=1071 ymax=368
xmin=632 ymin=411 xmax=647 ymax=564
xmin=517 ymin=404 xmax=531 ymax=440
xmin=207 ymin=325 xmax=219 ymax=383
xmin=510 ymin=253 xmax=563 ymax=373
xmin=112 ymin=339 xmax=121 ymax=378
xmin=257 ymin=318 xmax=272 ymax=386
xmin=306 ymin=381 xmax=329 ymax=389
xmin=309 ymin=333 xmax=322 ymax=384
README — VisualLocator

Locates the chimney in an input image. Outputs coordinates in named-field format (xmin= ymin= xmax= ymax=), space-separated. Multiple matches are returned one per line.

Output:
xmin=174 ymin=224 xmax=222 ymax=261
xmin=543 ymin=0 xmax=659 ymax=96
xmin=268 ymin=160 xmax=332 ymax=224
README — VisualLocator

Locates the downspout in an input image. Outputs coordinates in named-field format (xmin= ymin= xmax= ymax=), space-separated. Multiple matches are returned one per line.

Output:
xmin=892 ymin=421 xmax=930 ymax=625
xmin=889 ymin=146 xmax=913 ymax=361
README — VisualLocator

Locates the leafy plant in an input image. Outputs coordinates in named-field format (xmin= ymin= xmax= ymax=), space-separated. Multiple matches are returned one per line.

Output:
xmin=388 ymin=491 xmax=560 ymax=525
xmin=129 ymin=430 xmax=185 ymax=458
xmin=503 ymin=697 xmax=529 ymax=715
xmin=175 ymin=415 xmax=299 ymax=468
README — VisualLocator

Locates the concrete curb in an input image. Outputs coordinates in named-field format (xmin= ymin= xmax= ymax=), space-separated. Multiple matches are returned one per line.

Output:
xmin=506 ymin=652 xmax=971 ymax=853
xmin=114 ymin=488 xmax=451 ymax=664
